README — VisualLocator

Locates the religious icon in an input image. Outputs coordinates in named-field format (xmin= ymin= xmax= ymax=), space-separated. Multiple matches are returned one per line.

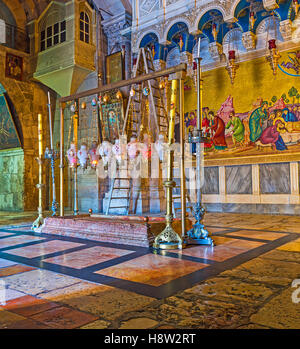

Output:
xmin=5 ymin=54 xmax=23 ymax=81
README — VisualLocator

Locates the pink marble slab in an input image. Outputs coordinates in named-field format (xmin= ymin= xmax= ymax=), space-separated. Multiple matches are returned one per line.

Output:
xmin=0 ymin=235 xmax=45 ymax=249
xmin=43 ymin=246 xmax=134 ymax=269
xmin=7 ymin=240 xmax=83 ymax=258
xmin=96 ymin=254 xmax=208 ymax=286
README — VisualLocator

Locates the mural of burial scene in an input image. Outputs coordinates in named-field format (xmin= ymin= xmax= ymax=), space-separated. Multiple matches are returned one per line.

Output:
xmin=185 ymin=85 xmax=300 ymax=158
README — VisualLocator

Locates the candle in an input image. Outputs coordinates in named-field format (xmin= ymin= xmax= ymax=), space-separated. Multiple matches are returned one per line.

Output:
xmin=48 ymin=92 xmax=53 ymax=150
xmin=229 ymin=50 xmax=236 ymax=60
xmin=38 ymin=113 xmax=43 ymax=158
xmin=268 ymin=39 xmax=276 ymax=50
xmin=197 ymin=37 xmax=201 ymax=58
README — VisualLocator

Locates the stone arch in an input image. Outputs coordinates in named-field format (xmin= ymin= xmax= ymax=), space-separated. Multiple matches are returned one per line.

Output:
xmin=191 ymin=5 xmax=226 ymax=33
xmin=162 ymin=17 xmax=191 ymax=43
xmin=1 ymin=0 xmax=26 ymax=28
xmin=138 ymin=31 xmax=160 ymax=49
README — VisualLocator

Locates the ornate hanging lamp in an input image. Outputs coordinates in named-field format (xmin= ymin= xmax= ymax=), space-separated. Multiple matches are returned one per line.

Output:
xmin=226 ymin=50 xmax=239 ymax=85
xmin=266 ymin=39 xmax=281 ymax=75
xmin=293 ymin=0 xmax=300 ymax=15
xmin=265 ymin=13 xmax=281 ymax=75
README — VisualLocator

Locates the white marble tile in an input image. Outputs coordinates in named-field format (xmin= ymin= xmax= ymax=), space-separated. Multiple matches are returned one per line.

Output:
xmin=3 ymin=269 xmax=83 ymax=296
xmin=0 ymin=259 xmax=17 ymax=268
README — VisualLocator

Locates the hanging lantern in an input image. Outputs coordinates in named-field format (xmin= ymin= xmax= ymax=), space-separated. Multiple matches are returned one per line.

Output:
xmin=249 ymin=11 xmax=255 ymax=31
xmin=116 ymin=90 xmax=123 ymax=100
xmin=293 ymin=0 xmax=300 ymax=15
xmin=266 ymin=39 xmax=281 ymax=75
xmin=103 ymin=94 xmax=109 ymax=103
xmin=159 ymin=79 xmax=165 ymax=89
xmin=70 ymin=103 xmax=77 ymax=113
xmin=81 ymin=101 xmax=86 ymax=110
xmin=212 ymin=23 xmax=218 ymax=41
xmin=130 ymin=88 xmax=136 ymax=97
xmin=143 ymin=87 xmax=150 ymax=96
xmin=91 ymin=98 xmax=97 ymax=107
xmin=226 ymin=50 xmax=239 ymax=85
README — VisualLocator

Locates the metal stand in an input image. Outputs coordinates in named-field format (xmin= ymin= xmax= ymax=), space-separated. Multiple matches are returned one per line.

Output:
xmin=153 ymin=77 xmax=186 ymax=250
xmin=45 ymin=148 xmax=58 ymax=216
xmin=186 ymin=56 xmax=213 ymax=246
xmin=73 ymin=165 xmax=79 ymax=216
xmin=32 ymin=158 xmax=44 ymax=230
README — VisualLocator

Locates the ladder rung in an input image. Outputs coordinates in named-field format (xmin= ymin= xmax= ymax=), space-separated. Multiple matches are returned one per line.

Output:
xmin=109 ymin=206 xmax=128 ymax=209
xmin=113 ymin=187 xmax=131 ymax=190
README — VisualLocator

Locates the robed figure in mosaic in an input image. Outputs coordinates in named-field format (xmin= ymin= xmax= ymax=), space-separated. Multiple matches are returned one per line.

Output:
xmin=249 ymin=101 xmax=269 ymax=143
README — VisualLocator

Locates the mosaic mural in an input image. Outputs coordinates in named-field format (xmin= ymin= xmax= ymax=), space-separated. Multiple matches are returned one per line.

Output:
xmin=185 ymin=85 xmax=300 ymax=159
xmin=0 ymin=85 xmax=21 ymax=150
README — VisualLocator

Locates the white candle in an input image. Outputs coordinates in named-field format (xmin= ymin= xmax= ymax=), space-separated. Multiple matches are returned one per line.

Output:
xmin=38 ymin=113 xmax=43 ymax=158
xmin=197 ymin=37 xmax=201 ymax=58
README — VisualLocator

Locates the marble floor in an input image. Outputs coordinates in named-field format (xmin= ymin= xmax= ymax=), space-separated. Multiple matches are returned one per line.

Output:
xmin=0 ymin=212 xmax=299 ymax=329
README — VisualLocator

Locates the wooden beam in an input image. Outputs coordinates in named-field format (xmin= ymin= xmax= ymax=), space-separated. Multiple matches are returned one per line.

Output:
xmin=60 ymin=63 xmax=188 ymax=103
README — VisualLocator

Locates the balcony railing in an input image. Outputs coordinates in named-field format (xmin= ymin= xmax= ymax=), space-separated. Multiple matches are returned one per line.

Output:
xmin=0 ymin=23 xmax=30 ymax=53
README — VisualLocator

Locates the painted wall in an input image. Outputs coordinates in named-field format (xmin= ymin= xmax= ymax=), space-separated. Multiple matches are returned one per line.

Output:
xmin=185 ymin=49 xmax=300 ymax=117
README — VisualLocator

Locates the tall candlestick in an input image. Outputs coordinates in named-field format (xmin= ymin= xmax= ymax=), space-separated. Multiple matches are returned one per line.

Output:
xmin=47 ymin=92 xmax=54 ymax=150
xmin=38 ymin=113 xmax=43 ymax=157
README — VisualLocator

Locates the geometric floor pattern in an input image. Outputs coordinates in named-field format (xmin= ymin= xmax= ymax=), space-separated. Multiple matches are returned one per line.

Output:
xmin=0 ymin=220 xmax=300 ymax=329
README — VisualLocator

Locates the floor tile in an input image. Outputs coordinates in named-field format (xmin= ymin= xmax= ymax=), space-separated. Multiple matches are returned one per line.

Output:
xmin=0 ymin=318 xmax=51 ymax=329
xmin=0 ymin=308 xmax=26 ymax=326
xmin=7 ymin=240 xmax=83 ymax=258
xmin=1 ymin=295 xmax=60 ymax=316
xmin=43 ymin=246 xmax=134 ymax=269
xmin=3 ymin=269 xmax=83 ymax=296
xmin=0 ymin=233 xmax=14 ymax=238
xmin=31 ymin=306 xmax=99 ymax=329
xmin=227 ymin=230 xmax=287 ymax=241
xmin=0 ymin=258 xmax=17 ymax=268
xmin=61 ymin=287 xmax=155 ymax=320
xmin=0 ymin=264 xmax=36 ymax=277
xmin=277 ymin=238 xmax=300 ymax=252
xmin=205 ymin=227 xmax=230 ymax=234
xmin=37 ymin=282 xmax=110 ymax=301
xmin=179 ymin=245 xmax=247 ymax=262
xmin=96 ymin=254 xmax=208 ymax=286
xmin=0 ymin=288 xmax=27 ymax=303
xmin=0 ymin=235 xmax=45 ymax=249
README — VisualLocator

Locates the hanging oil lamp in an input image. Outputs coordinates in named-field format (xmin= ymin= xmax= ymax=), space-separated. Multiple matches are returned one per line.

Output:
xmin=116 ymin=90 xmax=123 ymax=100
xmin=226 ymin=50 xmax=239 ymax=85
xmin=293 ymin=0 xmax=299 ymax=15
xmin=103 ymin=94 xmax=109 ymax=103
xmin=81 ymin=101 xmax=86 ymax=110
xmin=212 ymin=23 xmax=218 ymax=41
xmin=266 ymin=39 xmax=281 ymax=75
xmin=91 ymin=98 xmax=97 ymax=107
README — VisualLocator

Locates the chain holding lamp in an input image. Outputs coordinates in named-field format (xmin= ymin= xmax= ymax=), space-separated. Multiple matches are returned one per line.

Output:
xmin=187 ymin=38 xmax=213 ymax=246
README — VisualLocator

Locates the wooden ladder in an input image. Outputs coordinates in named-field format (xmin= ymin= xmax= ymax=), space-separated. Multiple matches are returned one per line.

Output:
xmin=122 ymin=47 xmax=169 ymax=139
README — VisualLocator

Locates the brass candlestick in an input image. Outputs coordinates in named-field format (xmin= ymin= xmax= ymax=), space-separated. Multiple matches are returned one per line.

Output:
xmin=153 ymin=78 xmax=186 ymax=250
xmin=32 ymin=113 xmax=44 ymax=230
